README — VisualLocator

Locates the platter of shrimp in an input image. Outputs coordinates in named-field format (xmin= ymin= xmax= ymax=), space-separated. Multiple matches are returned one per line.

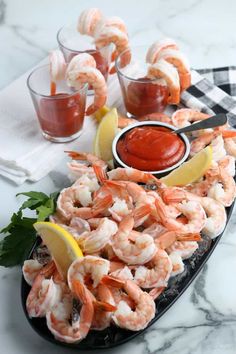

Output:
xmin=19 ymin=6 xmax=236 ymax=350
xmin=21 ymin=140 xmax=236 ymax=348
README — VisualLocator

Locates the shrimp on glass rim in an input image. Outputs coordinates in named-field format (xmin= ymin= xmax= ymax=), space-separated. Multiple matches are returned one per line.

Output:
xmin=66 ymin=53 xmax=107 ymax=115
xmin=95 ymin=26 xmax=131 ymax=74
xmin=49 ymin=49 xmax=66 ymax=95
xmin=157 ymin=48 xmax=191 ymax=90
xmin=146 ymin=38 xmax=178 ymax=64
xmin=77 ymin=8 xmax=103 ymax=36
xmin=147 ymin=59 xmax=180 ymax=105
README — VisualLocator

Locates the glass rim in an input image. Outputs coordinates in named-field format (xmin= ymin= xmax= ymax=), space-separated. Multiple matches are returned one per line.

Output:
xmin=27 ymin=64 xmax=88 ymax=98
xmin=56 ymin=25 xmax=112 ymax=54
xmin=115 ymin=46 xmax=158 ymax=83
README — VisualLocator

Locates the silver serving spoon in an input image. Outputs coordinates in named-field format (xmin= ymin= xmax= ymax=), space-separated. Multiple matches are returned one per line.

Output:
xmin=173 ymin=113 xmax=227 ymax=135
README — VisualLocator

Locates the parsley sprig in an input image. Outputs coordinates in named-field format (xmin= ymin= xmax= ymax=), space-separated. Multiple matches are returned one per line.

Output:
xmin=0 ymin=191 xmax=58 ymax=267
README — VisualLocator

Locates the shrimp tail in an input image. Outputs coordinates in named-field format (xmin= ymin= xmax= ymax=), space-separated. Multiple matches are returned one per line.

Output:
xmin=93 ymin=165 xmax=108 ymax=184
xmin=93 ymin=300 xmax=117 ymax=312
xmin=222 ymin=130 xmax=236 ymax=138
xmin=93 ymin=194 xmax=113 ymax=213
xmin=102 ymin=275 xmax=125 ymax=288
xmin=149 ymin=287 xmax=165 ymax=300
xmin=65 ymin=151 xmax=85 ymax=160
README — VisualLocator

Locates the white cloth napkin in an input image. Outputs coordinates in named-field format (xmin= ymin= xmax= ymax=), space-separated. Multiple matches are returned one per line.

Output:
xmin=0 ymin=59 xmax=122 ymax=185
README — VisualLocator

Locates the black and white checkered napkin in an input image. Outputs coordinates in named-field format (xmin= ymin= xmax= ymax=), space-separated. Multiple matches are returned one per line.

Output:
xmin=181 ymin=66 xmax=236 ymax=127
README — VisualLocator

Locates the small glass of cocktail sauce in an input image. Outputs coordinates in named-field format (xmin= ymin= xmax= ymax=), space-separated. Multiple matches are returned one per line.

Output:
xmin=57 ymin=24 xmax=112 ymax=87
xmin=112 ymin=121 xmax=190 ymax=177
xmin=27 ymin=65 xmax=87 ymax=142
xmin=115 ymin=46 xmax=169 ymax=118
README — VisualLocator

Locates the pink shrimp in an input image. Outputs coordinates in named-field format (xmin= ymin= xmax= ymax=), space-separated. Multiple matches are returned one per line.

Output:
xmin=49 ymin=49 xmax=66 ymax=95
xmin=26 ymin=262 xmax=61 ymax=318
xmin=134 ymin=248 xmax=172 ymax=288
xmin=66 ymin=53 xmax=107 ymax=115
xmin=111 ymin=214 xmax=157 ymax=265
xmin=171 ymin=108 xmax=210 ymax=128
xmin=46 ymin=280 xmax=94 ymax=343
xmin=102 ymin=277 xmax=156 ymax=331
xmin=147 ymin=59 xmax=180 ymax=105
xmin=95 ymin=26 xmax=131 ymax=74
xmin=146 ymin=38 xmax=178 ymax=64
xmin=157 ymin=48 xmax=191 ymax=90
xmin=77 ymin=8 xmax=103 ymax=36
xmin=137 ymin=112 xmax=172 ymax=125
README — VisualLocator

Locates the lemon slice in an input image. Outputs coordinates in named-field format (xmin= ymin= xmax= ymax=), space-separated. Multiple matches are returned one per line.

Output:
xmin=93 ymin=105 xmax=110 ymax=123
xmin=93 ymin=107 xmax=118 ymax=162
xmin=33 ymin=222 xmax=83 ymax=279
xmin=160 ymin=146 xmax=213 ymax=186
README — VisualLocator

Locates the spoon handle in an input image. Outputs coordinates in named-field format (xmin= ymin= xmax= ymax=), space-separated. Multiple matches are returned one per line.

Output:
xmin=173 ymin=113 xmax=228 ymax=135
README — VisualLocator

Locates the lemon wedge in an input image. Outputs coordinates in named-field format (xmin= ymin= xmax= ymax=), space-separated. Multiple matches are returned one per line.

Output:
xmin=93 ymin=107 xmax=118 ymax=162
xmin=160 ymin=146 xmax=213 ymax=186
xmin=93 ymin=105 xmax=110 ymax=123
xmin=33 ymin=222 xmax=83 ymax=279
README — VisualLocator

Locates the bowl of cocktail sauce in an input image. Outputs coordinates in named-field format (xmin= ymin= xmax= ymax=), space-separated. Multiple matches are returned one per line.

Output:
xmin=112 ymin=121 xmax=190 ymax=177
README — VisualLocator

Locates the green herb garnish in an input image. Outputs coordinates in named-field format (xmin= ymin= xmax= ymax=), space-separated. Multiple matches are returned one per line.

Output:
xmin=0 ymin=191 xmax=58 ymax=267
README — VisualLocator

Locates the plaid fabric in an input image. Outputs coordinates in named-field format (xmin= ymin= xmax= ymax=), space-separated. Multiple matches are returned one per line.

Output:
xmin=181 ymin=66 xmax=236 ymax=127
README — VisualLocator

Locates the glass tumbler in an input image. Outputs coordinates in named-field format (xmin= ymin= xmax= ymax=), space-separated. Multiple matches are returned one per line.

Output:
xmin=57 ymin=23 xmax=112 ymax=83
xmin=115 ymin=45 xmax=169 ymax=118
xmin=27 ymin=65 xmax=88 ymax=143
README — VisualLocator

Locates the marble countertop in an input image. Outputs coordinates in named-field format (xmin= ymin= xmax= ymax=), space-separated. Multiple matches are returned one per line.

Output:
xmin=1 ymin=0 xmax=236 ymax=353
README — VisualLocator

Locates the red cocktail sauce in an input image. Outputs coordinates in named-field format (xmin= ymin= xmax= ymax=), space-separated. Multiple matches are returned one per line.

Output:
xmin=116 ymin=126 xmax=185 ymax=171
xmin=37 ymin=93 xmax=86 ymax=137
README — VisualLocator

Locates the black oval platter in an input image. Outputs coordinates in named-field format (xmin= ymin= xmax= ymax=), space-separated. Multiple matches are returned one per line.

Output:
xmin=21 ymin=201 xmax=235 ymax=350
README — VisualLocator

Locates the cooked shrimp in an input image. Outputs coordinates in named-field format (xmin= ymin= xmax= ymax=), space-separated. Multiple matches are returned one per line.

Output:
xmin=77 ymin=8 xmax=103 ymax=36
xmin=66 ymin=151 xmax=107 ymax=171
xmin=162 ymin=188 xmax=227 ymax=238
xmin=155 ymin=195 xmax=206 ymax=233
xmin=118 ymin=115 xmax=137 ymax=128
xmin=157 ymin=48 xmax=191 ymax=90
xmin=190 ymin=131 xmax=236 ymax=157
xmin=107 ymin=167 xmax=161 ymax=185
xmin=110 ymin=266 xmax=134 ymax=280
xmin=49 ymin=49 xmax=66 ymax=82
xmin=95 ymin=26 xmax=131 ymax=74
xmin=103 ymin=277 xmax=155 ymax=331
xmin=137 ymin=112 xmax=172 ymax=125
xmin=56 ymin=186 xmax=112 ymax=220
xmin=147 ymin=59 xmax=180 ymax=105
xmin=146 ymin=38 xmax=178 ymax=64
xmin=46 ymin=280 xmax=94 ymax=343
xmin=68 ymin=255 xmax=110 ymax=289
xmin=208 ymin=167 xmax=236 ymax=207
xmin=92 ymin=284 xmax=117 ymax=330
xmin=134 ymin=248 xmax=172 ymax=288
xmin=224 ymin=137 xmax=236 ymax=157
xmin=26 ymin=262 xmax=61 ymax=318
xmin=95 ymin=16 xmax=128 ymax=36
xmin=169 ymin=252 xmax=185 ymax=277
xmin=76 ymin=218 xmax=118 ymax=254
xmin=155 ymin=230 xmax=201 ymax=249
xmin=22 ymin=259 xmax=43 ymax=286
xmin=142 ymin=222 xmax=167 ymax=239
xmin=166 ymin=241 xmax=198 ymax=260
xmin=67 ymin=162 xmax=97 ymax=181
xmin=111 ymin=214 xmax=157 ymax=265
xmin=218 ymin=155 xmax=235 ymax=176
xmin=67 ymin=66 xmax=107 ymax=115
xmin=171 ymin=108 xmax=210 ymax=128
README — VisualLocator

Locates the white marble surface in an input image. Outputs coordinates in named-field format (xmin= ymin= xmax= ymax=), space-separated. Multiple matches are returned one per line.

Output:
xmin=1 ymin=0 xmax=236 ymax=353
